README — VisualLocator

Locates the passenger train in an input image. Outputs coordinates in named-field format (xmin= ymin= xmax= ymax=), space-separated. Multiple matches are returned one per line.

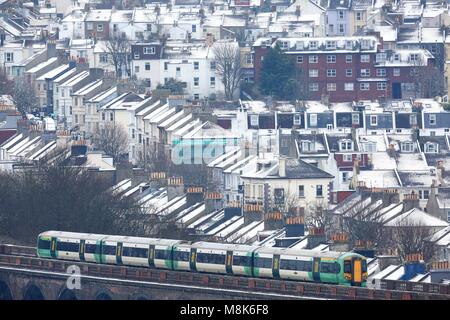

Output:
xmin=37 ymin=231 xmax=368 ymax=286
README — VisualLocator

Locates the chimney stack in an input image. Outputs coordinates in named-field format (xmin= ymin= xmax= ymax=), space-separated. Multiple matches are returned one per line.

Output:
xmin=403 ymin=191 xmax=420 ymax=212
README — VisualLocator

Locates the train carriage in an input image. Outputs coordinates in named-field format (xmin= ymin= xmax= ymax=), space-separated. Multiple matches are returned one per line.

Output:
xmin=101 ymin=236 xmax=183 ymax=269
xmin=37 ymin=231 xmax=106 ymax=263
xmin=190 ymin=242 xmax=229 ymax=274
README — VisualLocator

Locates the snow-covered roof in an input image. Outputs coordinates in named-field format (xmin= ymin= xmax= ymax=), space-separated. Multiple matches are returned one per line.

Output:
xmin=384 ymin=207 xmax=449 ymax=228
xmin=36 ymin=64 xmax=71 ymax=81
xmin=88 ymin=87 xmax=117 ymax=103
xmin=73 ymin=79 xmax=103 ymax=96
xmin=59 ymin=71 xmax=90 ymax=87
xmin=25 ymin=57 xmax=58 ymax=74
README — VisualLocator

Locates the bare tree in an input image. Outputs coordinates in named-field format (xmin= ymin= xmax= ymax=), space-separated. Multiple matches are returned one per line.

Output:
xmin=0 ymin=153 xmax=146 ymax=244
xmin=305 ymin=202 xmax=334 ymax=233
xmin=213 ymin=42 xmax=243 ymax=101
xmin=13 ymin=78 xmax=38 ymax=114
xmin=340 ymin=201 xmax=387 ymax=250
xmin=105 ymin=34 xmax=131 ymax=78
xmin=92 ymin=124 xmax=129 ymax=163
xmin=392 ymin=219 xmax=438 ymax=262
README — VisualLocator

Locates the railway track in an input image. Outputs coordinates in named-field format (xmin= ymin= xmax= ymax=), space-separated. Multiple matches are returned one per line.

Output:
xmin=0 ymin=244 xmax=449 ymax=300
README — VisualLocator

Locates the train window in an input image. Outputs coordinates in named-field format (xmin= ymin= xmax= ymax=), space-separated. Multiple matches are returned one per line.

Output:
xmin=123 ymin=247 xmax=148 ymax=258
xmin=103 ymin=245 xmax=116 ymax=255
xmin=344 ymin=260 xmax=351 ymax=273
xmin=155 ymin=249 xmax=170 ymax=260
xmin=85 ymin=244 xmax=97 ymax=254
xmin=173 ymin=251 xmax=190 ymax=262
xmin=320 ymin=262 xmax=340 ymax=274
xmin=362 ymin=260 xmax=367 ymax=272
xmin=57 ymin=241 xmax=79 ymax=252
xmin=197 ymin=253 xmax=226 ymax=264
xmin=38 ymin=238 xmax=51 ymax=250
xmin=233 ymin=255 xmax=252 ymax=266
xmin=280 ymin=259 xmax=312 ymax=272
xmin=254 ymin=257 xmax=273 ymax=269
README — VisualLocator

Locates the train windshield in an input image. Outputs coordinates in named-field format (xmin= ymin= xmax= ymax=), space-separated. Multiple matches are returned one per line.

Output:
xmin=38 ymin=238 xmax=51 ymax=250
xmin=344 ymin=260 xmax=351 ymax=273
xmin=362 ymin=260 xmax=367 ymax=272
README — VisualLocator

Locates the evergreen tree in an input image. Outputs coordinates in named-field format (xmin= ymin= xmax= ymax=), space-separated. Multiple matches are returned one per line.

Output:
xmin=258 ymin=45 xmax=298 ymax=100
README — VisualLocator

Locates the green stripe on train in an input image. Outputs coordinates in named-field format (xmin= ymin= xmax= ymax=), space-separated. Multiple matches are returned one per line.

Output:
xmin=172 ymin=246 xmax=178 ymax=270
xmin=244 ymin=252 xmax=253 ymax=276
xmin=37 ymin=249 xmax=51 ymax=258
xmin=164 ymin=246 xmax=173 ymax=269
xmin=253 ymin=253 xmax=259 ymax=277
xmin=95 ymin=240 xmax=102 ymax=263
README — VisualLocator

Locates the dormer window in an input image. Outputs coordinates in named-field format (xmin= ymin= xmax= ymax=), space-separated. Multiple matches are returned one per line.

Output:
xmin=361 ymin=39 xmax=371 ymax=50
xmin=309 ymin=41 xmax=318 ymax=50
xmin=293 ymin=114 xmax=301 ymax=125
xmin=296 ymin=41 xmax=304 ymax=50
xmin=401 ymin=141 xmax=414 ymax=153
xmin=345 ymin=41 xmax=352 ymax=50
xmin=302 ymin=140 xmax=315 ymax=152
xmin=326 ymin=41 xmax=336 ymax=50
xmin=250 ymin=114 xmax=258 ymax=126
xmin=279 ymin=41 xmax=289 ymax=50
xmin=410 ymin=53 xmax=419 ymax=62
xmin=339 ymin=139 xmax=354 ymax=151
xmin=393 ymin=54 xmax=400 ymax=62
xmin=144 ymin=47 xmax=155 ymax=54
xmin=424 ymin=142 xmax=439 ymax=154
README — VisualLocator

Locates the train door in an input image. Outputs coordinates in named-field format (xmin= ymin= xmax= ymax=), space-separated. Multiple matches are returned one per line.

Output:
xmin=272 ymin=254 xmax=280 ymax=279
xmin=148 ymin=245 xmax=155 ymax=268
xmin=312 ymin=258 xmax=321 ymax=282
xmin=50 ymin=237 xmax=57 ymax=259
xmin=116 ymin=242 xmax=123 ymax=265
xmin=79 ymin=239 xmax=85 ymax=262
xmin=226 ymin=251 xmax=233 ymax=275
xmin=352 ymin=258 xmax=363 ymax=286
xmin=190 ymin=248 xmax=197 ymax=272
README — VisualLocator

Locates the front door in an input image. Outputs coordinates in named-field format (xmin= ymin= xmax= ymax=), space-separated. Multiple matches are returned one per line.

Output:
xmin=392 ymin=83 xmax=402 ymax=99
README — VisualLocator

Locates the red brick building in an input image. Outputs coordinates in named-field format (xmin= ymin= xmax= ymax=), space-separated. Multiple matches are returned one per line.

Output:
xmin=253 ymin=36 xmax=436 ymax=102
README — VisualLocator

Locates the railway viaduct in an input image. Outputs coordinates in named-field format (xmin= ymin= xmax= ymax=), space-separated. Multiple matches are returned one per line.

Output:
xmin=0 ymin=266 xmax=300 ymax=300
